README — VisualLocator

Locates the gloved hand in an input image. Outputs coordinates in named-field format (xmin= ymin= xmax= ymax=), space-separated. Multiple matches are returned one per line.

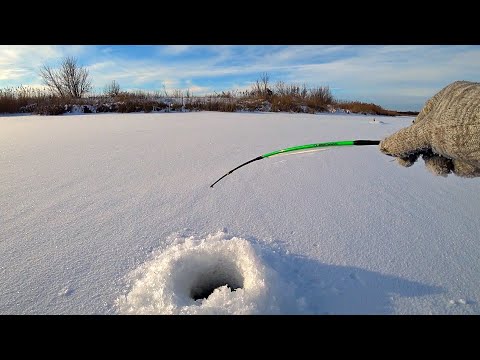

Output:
xmin=380 ymin=81 xmax=480 ymax=177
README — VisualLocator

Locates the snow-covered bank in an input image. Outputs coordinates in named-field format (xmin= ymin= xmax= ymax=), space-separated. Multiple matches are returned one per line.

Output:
xmin=1 ymin=112 xmax=479 ymax=314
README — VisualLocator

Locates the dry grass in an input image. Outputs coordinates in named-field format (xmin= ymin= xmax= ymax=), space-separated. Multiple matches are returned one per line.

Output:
xmin=0 ymin=86 xmax=50 ymax=113
xmin=334 ymin=101 xmax=398 ymax=116
xmin=0 ymin=78 xmax=417 ymax=116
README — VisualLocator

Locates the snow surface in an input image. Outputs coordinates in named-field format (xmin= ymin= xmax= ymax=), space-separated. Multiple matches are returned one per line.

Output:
xmin=1 ymin=111 xmax=480 ymax=314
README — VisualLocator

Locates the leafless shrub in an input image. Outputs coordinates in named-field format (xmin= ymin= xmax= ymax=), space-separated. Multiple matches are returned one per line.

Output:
xmin=39 ymin=56 xmax=92 ymax=98
xmin=104 ymin=80 xmax=121 ymax=97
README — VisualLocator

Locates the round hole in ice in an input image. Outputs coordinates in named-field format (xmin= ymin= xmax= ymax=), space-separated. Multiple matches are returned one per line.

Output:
xmin=189 ymin=260 xmax=243 ymax=301
xmin=116 ymin=231 xmax=296 ymax=314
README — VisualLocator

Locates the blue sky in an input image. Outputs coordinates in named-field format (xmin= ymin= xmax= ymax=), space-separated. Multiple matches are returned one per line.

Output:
xmin=1 ymin=45 xmax=479 ymax=111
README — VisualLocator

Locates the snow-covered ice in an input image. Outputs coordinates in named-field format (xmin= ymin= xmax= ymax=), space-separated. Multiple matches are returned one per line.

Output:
xmin=369 ymin=118 xmax=386 ymax=125
xmin=1 ymin=112 xmax=479 ymax=314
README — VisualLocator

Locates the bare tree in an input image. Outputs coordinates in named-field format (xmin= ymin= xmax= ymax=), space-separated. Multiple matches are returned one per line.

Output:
xmin=251 ymin=72 xmax=271 ymax=97
xmin=39 ymin=56 xmax=92 ymax=98
xmin=171 ymin=89 xmax=183 ymax=98
xmin=275 ymin=80 xmax=287 ymax=96
xmin=39 ymin=65 xmax=66 ymax=97
xmin=260 ymin=72 xmax=270 ymax=94
xmin=104 ymin=80 xmax=121 ymax=97
xmin=162 ymin=83 xmax=169 ymax=97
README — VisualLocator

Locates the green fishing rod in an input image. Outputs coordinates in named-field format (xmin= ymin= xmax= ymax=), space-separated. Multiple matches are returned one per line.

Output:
xmin=210 ymin=140 xmax=380 ymax=188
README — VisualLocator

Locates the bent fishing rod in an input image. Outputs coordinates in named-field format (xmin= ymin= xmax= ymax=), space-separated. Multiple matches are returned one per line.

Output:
xmin=210 ymin=140 xmax=380 ymax=188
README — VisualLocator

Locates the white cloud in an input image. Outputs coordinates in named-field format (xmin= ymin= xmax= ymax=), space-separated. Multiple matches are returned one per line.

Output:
xmin=0 ymin=46 xmax=60 ymax=77
xmin=0 ymin=45 xmax=91 ymax=85
xmin=256 ymin=45 xmax=348 ymax=64
xmin=277 ymin=46 xmax=480 ymax=95
xmin=187 ymin=85 xmax=211 ymax=95
xmin=161 ymin=45 xmax=194 ymax=55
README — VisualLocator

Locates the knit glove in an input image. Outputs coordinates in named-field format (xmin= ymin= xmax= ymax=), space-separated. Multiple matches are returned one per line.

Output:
xmin=379 ymin=81 xmax=480 ymax=177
